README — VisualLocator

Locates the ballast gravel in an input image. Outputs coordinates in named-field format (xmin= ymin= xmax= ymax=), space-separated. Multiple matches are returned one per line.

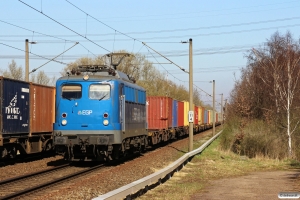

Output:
xmin=0 ymin=130 xmax=214 ymax=200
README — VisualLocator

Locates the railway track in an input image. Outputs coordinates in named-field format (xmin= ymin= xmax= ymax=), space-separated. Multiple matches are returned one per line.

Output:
xmin=0 ymin=163 xmax=105 ymax=200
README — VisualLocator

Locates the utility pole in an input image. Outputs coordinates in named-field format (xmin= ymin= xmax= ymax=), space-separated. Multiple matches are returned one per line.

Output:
xmin=189 ymin=38 xmax=193 ymax=152
xmin=221 ymin=93 xmax=223 ymax=129
xmin=25 ymin=39 xmax=36 ymax=82
xmin=25 ymin=39 xmax=29 ymax=82
xmin=212 ymin=80 xmax=215 ymax=136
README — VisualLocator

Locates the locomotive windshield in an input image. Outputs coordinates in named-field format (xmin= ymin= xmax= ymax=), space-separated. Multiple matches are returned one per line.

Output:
xmin=62 ymin=84 xmax=82 ymax=99
xmin=89 ymin=84 xmax=110 ymax=100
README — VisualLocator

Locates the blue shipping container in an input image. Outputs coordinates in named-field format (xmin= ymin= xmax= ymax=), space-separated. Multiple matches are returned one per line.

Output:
xmin=1 ymin=77 xmax=30 ymax=134
xmin=172 ymin=100 xmax=178 ymax=128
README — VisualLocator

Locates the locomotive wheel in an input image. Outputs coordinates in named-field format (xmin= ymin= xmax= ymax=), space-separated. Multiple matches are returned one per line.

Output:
xmin=9 ymin=147 xmax=17 ymax=159
xmin=111 ymin=145 xmax=121 ymax=160
xmin=45 ymin=141 xmax=53 ymax=151
xmin=63 ymin=152 xmax=70 ymax=160
xmin=1 ymin=148 xmax=8 ymax=159
xmin=64 ymin=146 xmax=72 ymax=160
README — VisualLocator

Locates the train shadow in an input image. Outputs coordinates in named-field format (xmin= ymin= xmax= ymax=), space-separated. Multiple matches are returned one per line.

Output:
xmin=0 ymin=151 xmax=57 ymax=168
xmin=46 ymin=157 xmax=70 ymax=167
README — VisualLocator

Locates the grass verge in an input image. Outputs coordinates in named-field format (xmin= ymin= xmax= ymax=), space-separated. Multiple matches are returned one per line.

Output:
xmin=138 ymin=133 xmax=299 ymax=200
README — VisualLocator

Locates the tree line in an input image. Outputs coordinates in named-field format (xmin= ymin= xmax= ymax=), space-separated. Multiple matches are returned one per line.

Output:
xmin=0 ymin=60 xmax=56 ymax=86
xmin=223 ymin=31 xmax=300 ymax=159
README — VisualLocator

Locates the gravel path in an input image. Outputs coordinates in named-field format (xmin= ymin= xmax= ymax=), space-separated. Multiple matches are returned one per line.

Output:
xmin=191 ymin=170 xmax=300 ymax=200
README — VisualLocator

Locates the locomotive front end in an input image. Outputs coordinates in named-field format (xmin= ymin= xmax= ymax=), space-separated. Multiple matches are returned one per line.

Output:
xmin=53 ymin=62 xmax=147 ymax=161
xmin=53 ymin=74 xmax=122 ymax=161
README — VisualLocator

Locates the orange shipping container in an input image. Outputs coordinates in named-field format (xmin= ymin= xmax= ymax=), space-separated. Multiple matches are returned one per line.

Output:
xmin=30 ymin=83 xmax=55 ymax=134
xmin=147 ymin=96 xmax=172 ymax=130
xmin=194 ymin=106 xmax=199 ymax=125
xmin=177 ymin=101 xmax=184 ymax=127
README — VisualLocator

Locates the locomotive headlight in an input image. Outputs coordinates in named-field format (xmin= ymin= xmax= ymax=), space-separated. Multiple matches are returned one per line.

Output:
xmin=61 ymin=119 xmax=67 ymax=126
xmin=83 ymin=74 xmax=89 ymax=80
xmin=103 ymin=119 xmax=109 ymax=126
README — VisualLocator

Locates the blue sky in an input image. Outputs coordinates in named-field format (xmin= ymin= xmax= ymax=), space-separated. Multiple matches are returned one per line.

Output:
xmin=1 ymin=0 xmax=300 ymax=111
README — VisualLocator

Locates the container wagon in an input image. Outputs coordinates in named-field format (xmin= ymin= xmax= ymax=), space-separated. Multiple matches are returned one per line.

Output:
xmin=0 ymin=77 xmax=55 ymax=159
xmin=147 ymin=96 xmax=174 ymax=145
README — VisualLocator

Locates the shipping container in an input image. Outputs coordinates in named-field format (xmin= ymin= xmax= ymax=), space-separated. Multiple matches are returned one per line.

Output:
xmin=197 ymin=106 xmax=201 ymax=125
xmin=30 ymin=83 xmax=56 ymax=134
xmin=204 ymin=109 xmax=208 ymax=124
xmin=172 ymin=99 xmax=178 ymax=128
xmin=147 ymin=96 xmax=172 ymax=130
xmin=0 ymin=77 xmax=55 ymax=158
xmin=183 ymin=101 xmax=189 ymax=126
xmin=167 ymin=97 xmax=173 ymax=128
xmin=177 ymin=101 xmax=184 ymax=127
xmin=1 ymin=77 xmax=30 ymax=134
xmin=216 ymin=113 xmax=219 ymax=123
xmin=208 ymin=110 xmax=211 ymax=124
xmin=194 ymin=106 xmax=199 ymax=125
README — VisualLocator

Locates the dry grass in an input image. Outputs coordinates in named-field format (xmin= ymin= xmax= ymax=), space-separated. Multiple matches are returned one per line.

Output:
xmin=138 ymin=136 xmax=297 ymax=200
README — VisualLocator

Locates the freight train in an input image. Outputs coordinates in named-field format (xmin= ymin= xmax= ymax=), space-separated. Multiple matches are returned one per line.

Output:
xmin=0 ymin=77 xmax=55 ymax=159
xmin=53 ymin=53 xmax=222 ymax=161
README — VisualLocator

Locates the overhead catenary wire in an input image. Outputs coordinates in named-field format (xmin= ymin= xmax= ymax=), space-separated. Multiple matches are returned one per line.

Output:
xmin=61 ymin=1 xmax=191 ymax=77
xmin=146 ymin=47 xmax=183 ymax=82
xmin=18 ymin=0 xmax=111 ymax=52
xmin=65 ymin=0 xmax=139 ymax=42
xmin=143 ymin=42 xmax=188 ymax=73
xmin=0 ymin=19 xmax=97 ymax=58
xmin=16 ymin=0 xmax=189 ymax=82
xmin=4 ymin=15 xmax=299 ymax=37
xmin=0 ymin=42 xmax=68 ymax=65
xmin=29 ymin=42 xmax=79 ymax=74
xmin=0 ymin=19 xmax=76 ymax=43
xmin=3 ymin=18 xmax=300 ymax=41
xmin=3 ymin=18 xmax=300 ymax=42
xmin=14 ymin=0 xmax=220 ymax=100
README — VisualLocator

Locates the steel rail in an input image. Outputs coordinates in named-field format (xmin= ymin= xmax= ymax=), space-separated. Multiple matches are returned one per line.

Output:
xmin=0 ymin=163 xmax=70 ymax=185
xmin=93 ymin=130 xmax=223 ymax=200
xmin=1 ymin=163 xmax=105 ymax=200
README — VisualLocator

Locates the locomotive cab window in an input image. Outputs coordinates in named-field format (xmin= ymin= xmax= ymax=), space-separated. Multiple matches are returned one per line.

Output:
xmin=89 ymin=84 xmax=110 ymax=100
xmin=62 ymin=84 xmax=82 ymax=99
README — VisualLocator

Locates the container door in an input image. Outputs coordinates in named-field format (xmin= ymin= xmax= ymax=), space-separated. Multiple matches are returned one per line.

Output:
xmin=3 ymin=79 xmax=29 ymax=134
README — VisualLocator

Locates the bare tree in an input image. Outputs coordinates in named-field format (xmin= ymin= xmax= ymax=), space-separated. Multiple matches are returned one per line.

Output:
xmin=0 ymin=60 xmax=24 ymax=80
xmin=232 ymin=31 xmax=300 ymax=157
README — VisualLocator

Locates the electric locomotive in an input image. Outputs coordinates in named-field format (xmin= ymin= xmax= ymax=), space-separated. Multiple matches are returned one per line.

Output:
xmin=53 ymin=53 xmax=147 ymax=161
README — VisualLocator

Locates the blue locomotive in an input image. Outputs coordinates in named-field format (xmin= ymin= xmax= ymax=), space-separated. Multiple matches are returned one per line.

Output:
xmin=53 ymin=53 xmax=148 ymax=161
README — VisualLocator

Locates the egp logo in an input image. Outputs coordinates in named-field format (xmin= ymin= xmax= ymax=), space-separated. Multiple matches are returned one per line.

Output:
xmin=78 ymin=110 xmax=93 ymax=115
